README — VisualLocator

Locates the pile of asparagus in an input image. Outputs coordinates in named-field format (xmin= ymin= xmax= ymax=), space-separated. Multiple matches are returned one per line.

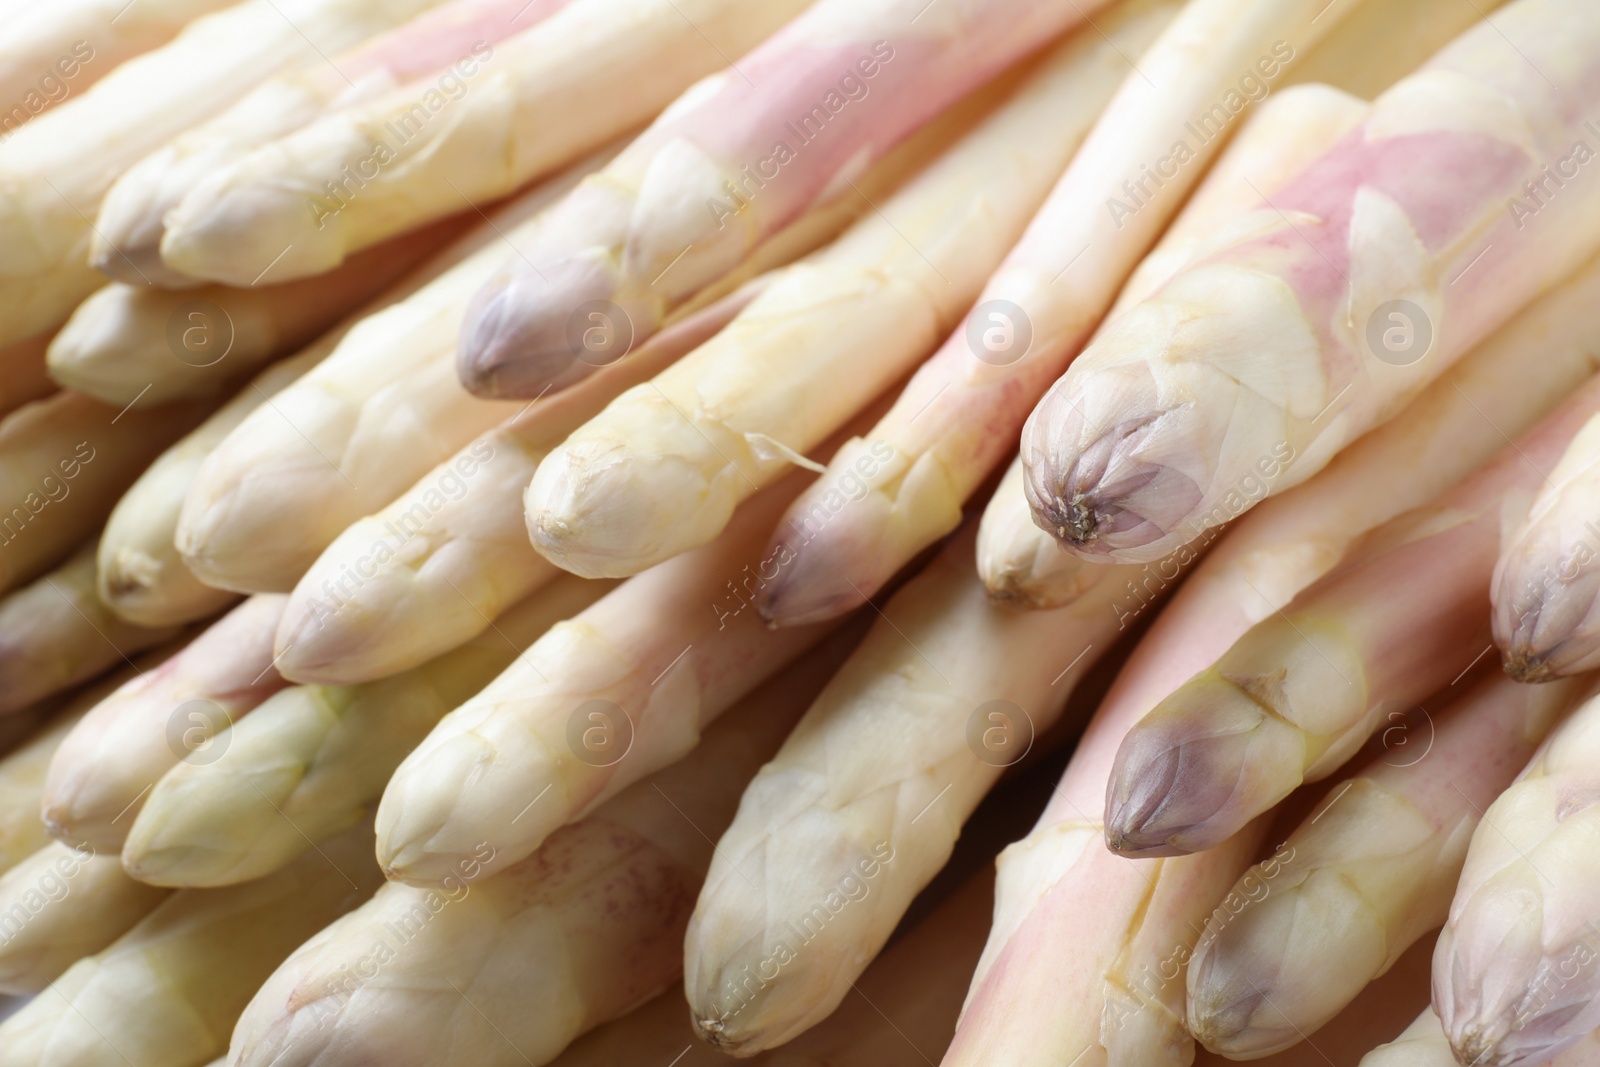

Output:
xmin=0 ymin=0 xmax=1598 ymax=1064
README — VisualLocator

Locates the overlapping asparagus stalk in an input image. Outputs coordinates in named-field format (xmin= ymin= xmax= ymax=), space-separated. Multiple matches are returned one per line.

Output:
xmin=0 ymin=841 xmax=169 ymax=995
xmin=683 ymin=520 xmax=1158 ymax=1054
xmin=1493 ymin=413 xmax=1600 ymax=683
xmin=455 ymin=0 xmax=1133 ymax=399
xmin=0 ymin=389 xmax=215 ymax=593
xmin=41 ymin=595 xmax=289 ymax=851
xmin=0 ymin=821 xmax=384 ymax=1067
xmin=524 ymin=10 xmax=1167 ymax=580
xmin=228 ymin=635 xmax=851 ymax=1067
xmin=0 ymin=335 xmax=55 ymax=421
xmin=159 ymin=0 xmax=812 ymax=289
xmin=376 ymin=465 xmax=849 ymax=888
xmin=0 ymin=0 xmax=234 ymax=129
xmin=274 ymin=281 xmax=759 ymax=685
xmin=0 ymin=692 xmax=104 ymax=877
xmin=52 ymin=220 xmax=465 ymax=406
xmin=123 ymin=576 xmax=608 ymax=887
xmin=0 ymin=0 xmax=448 ymax=349
xmin=1432 ymin=684 xmax=1600 ymax=1067
xmin=1362 ymin=1009 xmax=1600 ymax=1067
xmin=749 ymin=0 xmax=1365 ymax=625
xmin=0 ymin=541 xmax=181 ymax=715
xmin=171 ymin=148 xmax=606 ymax=594
xmin=93 ymin=0 xmax=560 ymax=286
xmin=1023 ymin=0 xmax=1600 ymax=565
xmin=1187 ymin=671 xmax=1586 ymax=1058
xmin=1103 ymin=373 xmax=1600 ymax=858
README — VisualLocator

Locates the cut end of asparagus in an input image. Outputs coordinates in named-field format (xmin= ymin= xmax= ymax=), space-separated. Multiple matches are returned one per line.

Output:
xmin=457 ymin=255 xmax=634 ymax=400
xmin=1104 ymin=672 xmax=1306 ymax=856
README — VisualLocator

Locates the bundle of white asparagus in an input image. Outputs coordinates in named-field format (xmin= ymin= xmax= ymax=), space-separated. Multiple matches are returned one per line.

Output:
xmin=2 ymin=0 xmax=1600 ymax=1065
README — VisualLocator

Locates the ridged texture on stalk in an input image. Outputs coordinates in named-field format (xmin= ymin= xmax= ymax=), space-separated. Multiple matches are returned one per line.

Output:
xmin=0 ymin=541 xmax=181 ymax=714
xmin=230 ymin=639 xmax=848 ymax=1067
xmin=41 ymin=595 xmax=288 ymax=851
xmin=123 ymin=577 xmax=608 ymax=887
xmin=1023 ymin=0 xmax=1600 ymax=564
xmin=0 ymin=822 xmax=383 ymax=1067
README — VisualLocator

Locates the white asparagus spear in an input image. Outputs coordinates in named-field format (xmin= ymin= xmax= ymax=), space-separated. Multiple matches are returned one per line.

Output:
xmin=0 ymin=821 xmax=384 ymax=1067
xmin=1493 ymin=413 xmax=1600 ymax=682
xmin=173 ymin=145 xmax=607 ymax=595
xmin=40 ymin=595 xmax=289 ymax=852
xmin=375 ymin=460 xmax=857 ymax=889
xmin=0 ymin=541 xmax=182 ymax=715
xmin=0 ymin=842 xmax=169 ymax=995
xmin=274 ymin=279 xmax=760 ymax=685
xmin=159 ymin=0 xmax=813 ymax=288
xmin=123 ymin=576 xmax=609 ymax=887
xmin=455 ymin=0 xmax=1133 ymax=400
xmin=97 ymin=352 xmax=319 ymax=629
xmin=1433 ymin=687 xmax=1600 ymax=1067
xmin=683 ymin=519 xmax=1165 ymax=1054
xmin=987 ymin=240 xmax=1600 ymax=615
xmin=1186 ymin=671 xmax=1586 ymax=1058
xmin=52 ymin=219 xmax=466 ymax=406
xmin=93 ymin=0 xmax=561 ymax=286
xmin=0 ymin=334 xmax=56 ymax=421
xmin=750 ymin=0 xmax=1373 ymax=626
xmin=0 ymin=693 xmax=102 ymax=878
xmin=1288 ymin=0 xmax=1510 ymax=101
xmin=0 ymin=389 xmax=216 ymax=594
xmin=524 ymin=8 xmax=1171 ymax=580
xmin=227 ymin=633 xmax=852 ymax=1067
xmin=1363 ymin=1010 xmax=1600 ymax=1067
xmin=975 ymin=80 xmax=1373 ymax=609
xmin=0 ymin=1 xmax=236 ymax=133
xmin=1023 ymin=0 xmax=1600 ymax=565
xmin=0 ymin=0 xmax=450 ymax=350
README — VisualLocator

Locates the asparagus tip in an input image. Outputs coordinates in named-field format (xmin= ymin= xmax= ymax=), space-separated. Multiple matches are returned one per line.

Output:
xmin=1501 ymin=647 xmax=1559 ymax=684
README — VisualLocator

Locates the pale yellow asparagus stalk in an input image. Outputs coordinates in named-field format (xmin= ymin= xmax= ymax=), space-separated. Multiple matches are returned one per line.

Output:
xmin=1104 ymin=374 xmax=1600 ymax=857
xmin=0 ymin=541 xmax=182 ymax=715
xmin=97 ymin=352 xmax=319 ymax=628
xmin=160 ymin=0 xmax=811 ymax=288
xmin=376 ymin=464 xmax=851 ymax=889
xmin=0 ymin=0 xmax=449 ymax=350
xmin=683 ymin=519 xmax=1163 ymax=1054
xmin=1289 ymin=0 xmax=1509 ymax=101
xmin=0 ymin=389 xmax=215 ymax=594
xmin=0 ymin=693 xmax=102 ymax=877
xmin=228 ymin=637 xmax=850 ymax=1067
xmin=51 ymin=220 xmax=465 ymax=406
xmin=0 ymin=0 xmax=236 ymax=132
xmin=173 ymin=146 xmax=607 ymax=594
xmin=1364 ymin=1010 xmax=1600 ymax=1067
xmin=93 ymin=0 xmax=561 ymax=286
xmin=1433 ymin=685 xmax=1600 ymax=1067
xmin=0 ymin=821 xmax=384 ymax=1067
xmin=124 ymin=576 xmax=608 ymax=887
xmin=0 ymin=334 xmax=56 ymax=420
xmin=1024 ymin=0 xmax=1600 ymax=565
xmin=524 ymin=9 xmax=1170 ymax=580
xmin=1493 ymin=413 xmax=1600 ymax=682
xmin=0 ymin=842 xmax=169 ymax=995
xmin=41 ymin=595 xmax=289 ymax=851
xmin=751 ymin=0 xmax=1375 ymax=627
xmin=274 ymin=281 xmax=761 ymax=685
xmin=1187 ymin=672 xmax=1587 ymax=1059
xmin=977 ymin=82 xmax=1371 ymax=608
